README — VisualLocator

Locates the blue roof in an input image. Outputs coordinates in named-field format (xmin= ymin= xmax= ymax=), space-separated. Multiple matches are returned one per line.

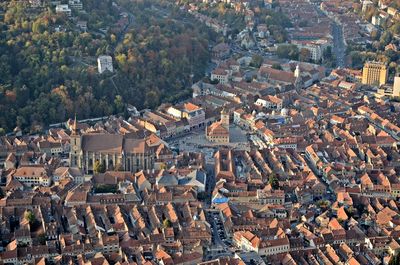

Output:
xmin=212 ymin=197 xmax=229 ymax=204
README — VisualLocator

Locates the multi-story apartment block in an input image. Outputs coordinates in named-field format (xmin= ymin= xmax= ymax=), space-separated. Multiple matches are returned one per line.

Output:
xmin=362 ymin=61 xmax=388 ymax=86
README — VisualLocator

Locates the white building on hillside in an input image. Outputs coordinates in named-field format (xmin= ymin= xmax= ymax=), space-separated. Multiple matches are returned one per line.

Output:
xmin=97 ymin=55 xmax=113 ymax=74
xmin=55 ymin=5 xmax=72 ymax=16
xmin=69 ymin=0 xmax=83 ymax=10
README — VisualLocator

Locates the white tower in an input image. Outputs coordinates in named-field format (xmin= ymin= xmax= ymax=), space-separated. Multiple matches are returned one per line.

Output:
xmin=294 ymin=64 xmax=301 ymax=78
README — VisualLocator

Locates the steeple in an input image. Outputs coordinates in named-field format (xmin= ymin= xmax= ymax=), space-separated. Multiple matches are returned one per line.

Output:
xmin=71 ymin=114 xmax=78 ymax=135
xmin=294 ymin=64 xmax=303 ymax=90
xmin=69 ymin=114 xmax=81 ymax=168
xmin=294 ymin=64 xmax=301 ymax=78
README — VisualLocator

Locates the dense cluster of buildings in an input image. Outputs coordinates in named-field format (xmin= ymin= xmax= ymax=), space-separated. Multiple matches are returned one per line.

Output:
xmin=278 ymin=0 xmax=333 ymax=62
xmin=0 ymin=117 xmax=212 ymax=264
xmin=362 ymin=61 xmax=400 ymax=98
xmin=1 ymin=0 xmax=400 ymax=264
xmin=0 ymin=45 xmax=399 ymax=264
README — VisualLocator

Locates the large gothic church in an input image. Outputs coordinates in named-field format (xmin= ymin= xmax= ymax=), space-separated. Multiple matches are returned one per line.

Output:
xmin=69 ymin=118 xmax=167 ymax=174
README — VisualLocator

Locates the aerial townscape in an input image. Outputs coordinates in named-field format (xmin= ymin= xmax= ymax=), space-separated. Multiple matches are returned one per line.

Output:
xmin=0 ymin=0 xmax=400 ymax=264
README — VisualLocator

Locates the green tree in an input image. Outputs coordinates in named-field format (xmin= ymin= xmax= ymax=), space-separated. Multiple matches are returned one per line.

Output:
xmin=250 ymin=54 xmax=263 ymax=68
xmin=380 ymin=31 xmax=393 ymax=46
xmin=277 ymin=44 xmax=299 ymax=60
xmin=370 ymin=30 xmax=380 ymax=41
xmin=114 ymin=95 xmax=124 ymax=113
xmin=385 ymin=49 xmax=399 ymax=62
xmin=272 ymin=63 xmax=283 ymax=70
xmin=210 ymin=78 xmax=219 ymax=84
xmin=94 ymin=184 xmax=117 ymax=193
xmin=389 ymin=252 xmax=400 ymax=265
xmin=390 ymin=22 xmax=400 ymax=35
xmin=350 ymin=51 xmax=363 ymax=68
xmin=0 ymin=0 xmax=211 ymax=133
xmin=345 ymin=206 xmax=357 ymax=218
xmin=299 ymin=20 xmax=308 ymax=27
xmin=93 ymin=160 xmax=106 ymax=174
xmin=323 ymin=46 xmax=333 ymax=60
xmin=38 ymin=233 xmax=46 ymax=245
xmin=25 ymin=211 xmax=36 ymax=225
xmin=317 ymin=200 xmax=330 ymax=210
xmin=268 ymin=174 xmax=279 ymax=189
xmin=269 ymin=25 xmax=287 ymax=43
xmin=299 ymin=48 xmax=311 ymax=62
xmin=163 ymin=219 xmax=172 ymax=228
xmin=115 ymin=53 xmax=127 ymax=71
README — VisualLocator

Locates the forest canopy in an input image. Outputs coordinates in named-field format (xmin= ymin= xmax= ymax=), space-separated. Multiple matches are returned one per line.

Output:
xmin=0 ymin=0 xmax=211 ymax=133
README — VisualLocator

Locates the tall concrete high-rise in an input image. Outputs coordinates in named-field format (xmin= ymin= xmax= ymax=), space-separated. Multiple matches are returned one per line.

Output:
xmin=393 ymin=76 xmax=400 ymax=97
xmin=361 ymin=61 xmax=388 ymax=86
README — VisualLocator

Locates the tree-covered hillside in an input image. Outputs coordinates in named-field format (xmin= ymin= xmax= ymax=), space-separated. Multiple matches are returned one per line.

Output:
xmin=0 ymin=0 xmax=211 ymax=133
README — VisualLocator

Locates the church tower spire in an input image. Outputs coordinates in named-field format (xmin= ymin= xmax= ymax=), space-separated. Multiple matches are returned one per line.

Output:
xmin=294 ymin=64 xmax=301 ymax=78
xmin=71 ymin=114 xmax=78 ymax=135
xmin=69 ymin=114 xmax=81 ymax=168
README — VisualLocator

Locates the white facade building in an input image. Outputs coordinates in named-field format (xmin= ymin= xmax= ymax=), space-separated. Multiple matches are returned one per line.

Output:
xmin=13 ymin=166 xmax=51 ymax=187
xmin=55 ymin=5 xmax=72 ymax=16
xmin=97 ymin=55 xmax=114 ymax=74
xmin=69 ymin=0 xmax=83 ymax=10
xmin=255 ymin=95 xmax=283 ymax=111
xmin=293 ymin=39 xmax=331 ymax=62
xmin=393 ymin=76 xmax=400 ymax=97
xmin=211 ymin=68 xmax=229 ymax=84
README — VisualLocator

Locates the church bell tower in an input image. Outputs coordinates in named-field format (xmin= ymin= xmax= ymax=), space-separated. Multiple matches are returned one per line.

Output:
xmin=221 ymin=107 xmax=230 ymax=129
xmin=69 ymin=115 xmax=81 ymax=168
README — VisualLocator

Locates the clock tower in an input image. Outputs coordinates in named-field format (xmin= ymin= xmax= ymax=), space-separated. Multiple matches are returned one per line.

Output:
xmin=69 ymin=115 xmax=81 ymax=167
xmin=221 ymin=107 xmax=230 ymax=129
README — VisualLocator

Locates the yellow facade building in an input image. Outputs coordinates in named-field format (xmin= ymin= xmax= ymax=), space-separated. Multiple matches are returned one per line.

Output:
xmin=361 ymin=61 xmax=388 ymax=86
xmin=206 ymin=108 xmax=230 ymax=144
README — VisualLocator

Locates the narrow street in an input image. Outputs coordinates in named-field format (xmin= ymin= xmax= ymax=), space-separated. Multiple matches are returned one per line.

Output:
xmin=311 ymin=2 xmax=347 ymax=68
xmin=205 ymin=210 xmax=233 ymax=260
xmin=332 ymin=22 xmax=346 ymax=68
